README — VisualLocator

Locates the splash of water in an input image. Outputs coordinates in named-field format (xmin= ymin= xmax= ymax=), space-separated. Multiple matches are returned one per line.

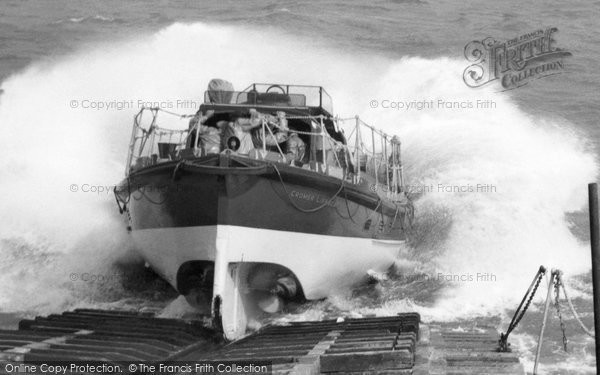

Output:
xmin=0 ymin=23 xmax=595 ymax=322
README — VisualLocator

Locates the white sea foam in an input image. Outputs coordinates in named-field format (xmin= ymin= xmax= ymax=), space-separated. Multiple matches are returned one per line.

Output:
xmin=0 ymin=22 xmax=595 ymax=326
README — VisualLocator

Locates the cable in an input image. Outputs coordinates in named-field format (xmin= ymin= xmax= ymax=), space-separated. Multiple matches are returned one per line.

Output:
xmin=271 ymin=164 xmax=345 ymax=213
xmin=557 ymin=273 xmax=595 ymax=337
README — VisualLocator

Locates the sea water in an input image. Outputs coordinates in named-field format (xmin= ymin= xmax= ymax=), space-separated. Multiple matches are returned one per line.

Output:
xmin=0 ymin=1 xmax=598 ymax=373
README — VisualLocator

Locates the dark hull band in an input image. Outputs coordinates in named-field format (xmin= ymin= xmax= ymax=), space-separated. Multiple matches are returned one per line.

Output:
xmin=116 ymin=154 xmax=410 ymax=240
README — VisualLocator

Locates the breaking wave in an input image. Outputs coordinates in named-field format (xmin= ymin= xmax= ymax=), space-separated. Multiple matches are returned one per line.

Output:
xmin=0 ymin=22 xmax=595 ymax=325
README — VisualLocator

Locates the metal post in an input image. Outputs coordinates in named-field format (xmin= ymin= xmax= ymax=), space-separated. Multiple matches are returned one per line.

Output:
xmin=261 ymin=119 xmax=267 ymax=157
xmin=384 ymin=136 xmax=389 ymax=195
xmin=397 ymin=141 xmax=405 ymax=193
xmin=533 ymin=271 xmax=556 ymax=375
xmin=355 ymin=116 xmax=361 ymax=183
xmin=148 ymin=109 xmax=158 ymax=158
xmin=391 ymin=143 xmax=397 ymax=195
xmin=193 ymin=118 xmax=200 ymax=151
xmin=588 ymin=182 xmax=600 ymax=374
xmin=319 ymin=87 xmax=322 ymax=108
xmin=371 ymin=129 xmax=377 ymax=188
xmin=125 ymin=111 xmax=141 ymax=175
xmin=320 ymin=116 xmax=327 ymax=174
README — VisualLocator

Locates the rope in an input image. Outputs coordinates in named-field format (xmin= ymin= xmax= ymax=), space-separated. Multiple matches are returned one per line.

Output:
xmin=366 ymin=199 xmax=383 ymax=222
xmin=341 ymin=188 xmax=360 ymax=224
xmin=144 ymin=106 xmax=196 ymax=119
xmin=531 ymin=269 xmax=592 ymax=374
xmin=390 ymin=206 xmax=400 ymax=229
xmin=497 ymin=267 xmax=594 ymax=374
xmin=285 ymin=114 xmax=329 ymax=120
xmin=557 ymin=273 xmax=595 ymax=337
xmin=131 ymin=185 xmax=169 ymax=205
xmin=128 ymin=108 xmax=409 ymax=213
xmin=271 ymin=164 xmax=345 ymax=213
xmin=336 ymin=116 xmax=358 ymax=122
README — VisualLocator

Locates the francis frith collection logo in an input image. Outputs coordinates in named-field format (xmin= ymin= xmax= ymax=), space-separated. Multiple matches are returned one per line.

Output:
xmin=463 ymin=27 xmax=572 ymax=90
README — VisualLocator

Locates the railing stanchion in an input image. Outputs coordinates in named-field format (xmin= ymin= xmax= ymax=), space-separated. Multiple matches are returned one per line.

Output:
xmin=384 ymin=136 xmax=389 ymax=198
xmin=354 ymin=116 xmax=361 ymax=184
xmin=261 ymin=119 xmax=267 ymax=158
xmin=125 ymin=110 xmax=142 ymax=175
xmin=320 ymin=116 xmax=327 ymax=174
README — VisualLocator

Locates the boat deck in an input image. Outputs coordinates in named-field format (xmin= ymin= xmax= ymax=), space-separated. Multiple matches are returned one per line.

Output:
xmin=0 ymin=309 xmax=525 ymax=374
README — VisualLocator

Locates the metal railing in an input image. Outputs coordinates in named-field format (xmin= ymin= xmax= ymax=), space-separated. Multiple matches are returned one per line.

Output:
xmin=124 ymin=108 xmax=406 ymax=200
xmin=241 ymin=83 xmax=333 ymax=114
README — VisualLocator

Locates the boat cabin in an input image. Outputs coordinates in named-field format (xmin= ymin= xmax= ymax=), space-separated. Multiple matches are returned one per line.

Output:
xmin=124 ymin=82 xmax=407 ymax=199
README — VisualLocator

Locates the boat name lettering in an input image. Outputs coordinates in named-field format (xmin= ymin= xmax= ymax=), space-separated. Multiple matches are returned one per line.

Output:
xmin=290 ymin=190 xmax=336 ymax=206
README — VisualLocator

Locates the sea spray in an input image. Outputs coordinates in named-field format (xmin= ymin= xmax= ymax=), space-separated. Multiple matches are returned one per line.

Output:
xmin=0 ymin=22 xmax=595 ymax=323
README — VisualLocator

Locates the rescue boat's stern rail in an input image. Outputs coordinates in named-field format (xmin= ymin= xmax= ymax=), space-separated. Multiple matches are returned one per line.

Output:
xmin=124 ymin=85 xmax=408 ymax=202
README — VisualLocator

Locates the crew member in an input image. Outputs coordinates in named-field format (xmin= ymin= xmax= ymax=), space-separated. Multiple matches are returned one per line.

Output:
xmin=188 ymin=110 xmax=224 ymax=155
xmin=252 ymin=111 xmax=289 ymax=149
xmin=286 ymin=132 xmax=305 ymax=167
xmin=221 ymin=109 xmax=262 ymax=154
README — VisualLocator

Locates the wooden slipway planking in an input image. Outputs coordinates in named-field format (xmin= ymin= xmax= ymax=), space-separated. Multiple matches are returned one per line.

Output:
xmin=0 ymin=309 xmax=524 ymax=374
